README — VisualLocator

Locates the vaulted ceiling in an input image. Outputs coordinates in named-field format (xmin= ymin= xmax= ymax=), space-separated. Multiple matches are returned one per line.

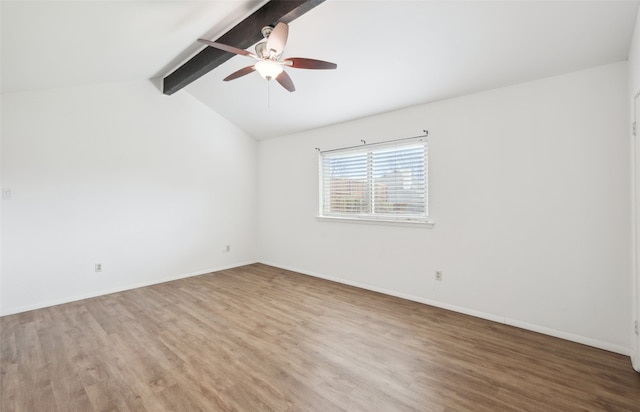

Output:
xmin=2 ymin=1 xmax=638 ymax=139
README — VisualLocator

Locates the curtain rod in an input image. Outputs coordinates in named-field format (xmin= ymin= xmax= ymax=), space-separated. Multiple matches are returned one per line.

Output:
xmin=315 ymin=130 xmax=429 ymax=154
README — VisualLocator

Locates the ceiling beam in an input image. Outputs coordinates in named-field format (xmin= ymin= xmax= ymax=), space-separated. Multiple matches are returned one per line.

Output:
xmin=163 ymin=0 xmax=326 ymax=95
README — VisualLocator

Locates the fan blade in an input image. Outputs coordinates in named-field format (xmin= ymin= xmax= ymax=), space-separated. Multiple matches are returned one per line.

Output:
xmin=275 ymin=71 xmax=295 ymax=92
xmin=266 ymin=22 xmax=288 ymax=56
xmin=198 ymin=39 xmax=257 ymax=59
xmin=284 ymin=58 xmax=337 ymax=70
xmin=223 ymin=65 xmax=256 ymax=81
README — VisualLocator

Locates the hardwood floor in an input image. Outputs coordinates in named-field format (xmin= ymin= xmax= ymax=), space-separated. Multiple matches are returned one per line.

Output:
xmin=1 ymin=263 xmax=639 ymax=411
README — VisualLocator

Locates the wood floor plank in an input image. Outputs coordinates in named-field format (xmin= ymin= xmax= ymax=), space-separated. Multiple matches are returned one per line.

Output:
xmin=2 ymin=263 xmax=640 ymax=411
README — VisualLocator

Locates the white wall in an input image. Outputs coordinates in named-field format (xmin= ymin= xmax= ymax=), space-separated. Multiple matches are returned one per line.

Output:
xmin=0 ymin=80 xmax=258 ymax=315
xmin=258 ymin=62 xmax=631 ymax=354
xmin=629 ymin=6 xmax=640 ymax=371
xmin=630 ymin=7 xmax=640 ymax=97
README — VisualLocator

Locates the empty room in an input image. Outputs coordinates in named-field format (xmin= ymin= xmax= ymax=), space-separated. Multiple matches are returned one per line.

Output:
xmin=2 ymin=0 xmax=640 ymax=410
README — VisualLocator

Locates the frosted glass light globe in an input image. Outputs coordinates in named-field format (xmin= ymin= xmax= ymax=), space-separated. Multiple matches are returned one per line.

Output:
xmin=255 ymin=60 xmax=284 ymax=80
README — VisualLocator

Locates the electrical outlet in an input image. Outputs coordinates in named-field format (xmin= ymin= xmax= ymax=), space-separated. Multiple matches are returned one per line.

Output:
xmin=95 ymin=263 xmax=102 ymax=272
xmin=222 ymin=245 xmax=231 ymax=253
xmin=435 ymin=271 xmax=442 ymax=281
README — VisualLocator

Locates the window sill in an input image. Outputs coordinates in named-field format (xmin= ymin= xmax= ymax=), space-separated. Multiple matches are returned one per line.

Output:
xmin=316 ymin=216 xmax=434 ymax=228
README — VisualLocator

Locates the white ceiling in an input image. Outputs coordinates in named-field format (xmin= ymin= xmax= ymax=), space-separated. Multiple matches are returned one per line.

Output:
xmin=2 ymin=1 xmax=638 ymax=140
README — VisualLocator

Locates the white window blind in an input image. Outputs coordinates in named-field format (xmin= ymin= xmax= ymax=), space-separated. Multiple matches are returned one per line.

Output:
xmin=319 ymin=138 xmax=428 ymax=223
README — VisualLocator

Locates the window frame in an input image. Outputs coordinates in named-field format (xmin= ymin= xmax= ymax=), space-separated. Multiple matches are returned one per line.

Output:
xmin=317 ymin=137 xmax=433 ymax=227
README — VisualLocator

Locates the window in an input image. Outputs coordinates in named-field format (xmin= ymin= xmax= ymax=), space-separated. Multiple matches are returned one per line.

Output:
xmin=319 ymin=138 xmax=429 ymax=224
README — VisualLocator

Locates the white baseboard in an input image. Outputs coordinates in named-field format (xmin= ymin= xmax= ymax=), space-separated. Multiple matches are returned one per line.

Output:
xmin=259 ymin=260 xmax=631 ymax=357
xmin=0 ymin=261 xmax=258 ymax=317
xmin=5 ymin=259 xmax=632 ymax=358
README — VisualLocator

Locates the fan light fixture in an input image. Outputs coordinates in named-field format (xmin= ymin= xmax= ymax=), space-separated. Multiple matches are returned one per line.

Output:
xmin=255 ymin=60 xmax=283 ymax=80
xmin=198 ymin=22 xmax=337 ymax=92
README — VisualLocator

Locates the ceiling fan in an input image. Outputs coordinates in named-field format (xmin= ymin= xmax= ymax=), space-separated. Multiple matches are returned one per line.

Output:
xmin=198 ymin=22 xmax=337 ymax=92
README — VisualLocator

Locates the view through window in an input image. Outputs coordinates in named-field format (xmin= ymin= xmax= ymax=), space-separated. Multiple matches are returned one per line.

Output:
xmin=319 ymin=139 xmax=428 ymax=222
